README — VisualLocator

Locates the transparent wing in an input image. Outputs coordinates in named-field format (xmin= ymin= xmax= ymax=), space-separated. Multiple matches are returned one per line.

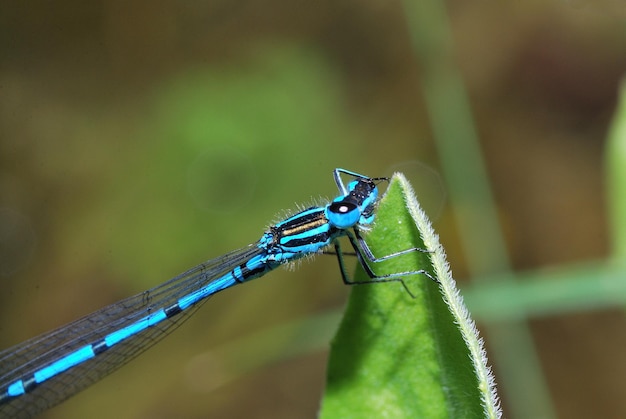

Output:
xmin=0 ymin=244 xmax=263 ymax=418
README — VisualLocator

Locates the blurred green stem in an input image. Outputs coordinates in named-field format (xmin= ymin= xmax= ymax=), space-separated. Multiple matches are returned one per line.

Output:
xmin=607 ymin=79 xmax=626 ymax=260
xmin=401 ymin=0 xmax=556 ymax=417
xmin=463 ymin=261 xmax=626 ymax=320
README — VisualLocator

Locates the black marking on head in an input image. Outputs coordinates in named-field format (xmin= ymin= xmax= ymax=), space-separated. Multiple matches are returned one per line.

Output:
xmin=328 ymin=201 xmax=357 ymax=215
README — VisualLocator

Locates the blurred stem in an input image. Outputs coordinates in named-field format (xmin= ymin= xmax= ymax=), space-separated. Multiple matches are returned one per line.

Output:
xmin=607 ymin=79 xmax=626 ymax=260
xmin=401 ymin=0 xmax=556 ymax=417
xmin=463 ymin=261 xmax=626 ymax=320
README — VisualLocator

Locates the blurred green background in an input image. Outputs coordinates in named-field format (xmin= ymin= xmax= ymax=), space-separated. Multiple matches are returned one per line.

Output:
xmin=1 ymin=1 xmax=625 ymax=418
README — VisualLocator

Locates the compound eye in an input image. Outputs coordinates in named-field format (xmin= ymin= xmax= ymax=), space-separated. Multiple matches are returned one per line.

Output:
xmin=326 ymin=201 xmax=360 ymax=228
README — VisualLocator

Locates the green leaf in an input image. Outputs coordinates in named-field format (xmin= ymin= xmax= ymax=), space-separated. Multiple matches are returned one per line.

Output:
xmin=320 ymin=174 xmax=500 ymax=419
